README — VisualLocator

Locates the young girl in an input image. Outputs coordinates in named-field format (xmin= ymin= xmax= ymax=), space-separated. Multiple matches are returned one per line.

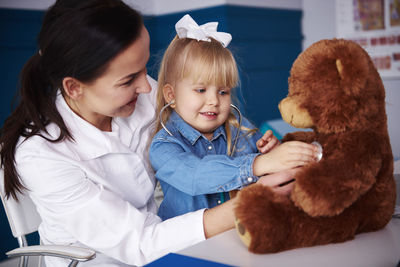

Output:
xmin=150 ymin=14 xmax=319 ymax=220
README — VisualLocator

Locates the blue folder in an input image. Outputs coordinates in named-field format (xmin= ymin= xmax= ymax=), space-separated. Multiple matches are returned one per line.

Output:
xmin=145 ymin=253 xmax=236 ymax=267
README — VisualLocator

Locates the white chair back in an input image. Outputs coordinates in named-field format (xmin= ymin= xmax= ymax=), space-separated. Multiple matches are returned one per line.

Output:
xmin=0 ymin=168 xmax=42 ymax=240
xmin=1 ymin=168 xmax=96 ymax=267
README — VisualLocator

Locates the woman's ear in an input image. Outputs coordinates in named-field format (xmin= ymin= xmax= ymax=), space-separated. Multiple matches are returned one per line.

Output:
xmin=163 ymin=84 xmax=175 ymax=106
xmin=62 ymin=77 xmax=83 ymax=100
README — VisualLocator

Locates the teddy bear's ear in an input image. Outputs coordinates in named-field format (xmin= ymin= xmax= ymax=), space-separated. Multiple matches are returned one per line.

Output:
xmin=336 ymin=58 xmax=356 ymax=96
xmin=336 ymin=59 xmax=344 ymax=80
xmin=334 ymin=41 xmax=371 ymax=97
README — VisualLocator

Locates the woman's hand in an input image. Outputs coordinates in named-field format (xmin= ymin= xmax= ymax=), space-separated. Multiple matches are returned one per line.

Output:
xmin=202 ymin=169 xmax=300 ymax=239
xmin=257 ymin=168 xmax=301 ymax=195
xmin=256 ymin=130 xmax=280 ymax=154
xmin=253 ymin=141 xmax=318 ymax=176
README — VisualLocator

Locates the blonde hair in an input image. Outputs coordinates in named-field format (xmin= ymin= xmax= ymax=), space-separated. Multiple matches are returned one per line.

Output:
xmin=155 ymin=36 xmax=253 ymax=155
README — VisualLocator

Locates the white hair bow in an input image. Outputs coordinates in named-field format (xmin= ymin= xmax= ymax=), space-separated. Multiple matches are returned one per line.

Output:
xmin=175 ymin=14 xmax=232 ymax=48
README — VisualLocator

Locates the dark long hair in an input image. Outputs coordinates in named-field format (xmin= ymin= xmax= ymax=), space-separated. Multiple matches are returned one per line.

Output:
xmin=0 ymin=0 xmax=144 ymax=199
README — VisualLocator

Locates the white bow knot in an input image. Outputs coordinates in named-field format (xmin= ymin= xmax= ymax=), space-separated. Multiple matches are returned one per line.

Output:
xmin=175 ymin=14 xmax=232 ymax=47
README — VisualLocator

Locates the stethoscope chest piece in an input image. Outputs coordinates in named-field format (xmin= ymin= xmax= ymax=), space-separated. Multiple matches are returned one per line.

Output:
xmin=312 ymin=141 xmax=323 ymax=162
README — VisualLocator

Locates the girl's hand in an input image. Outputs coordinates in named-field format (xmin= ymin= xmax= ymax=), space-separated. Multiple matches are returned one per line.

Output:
xmin=253 ymin=141 xmax=319 ymax=176
xmin=257 ymin=168 xmax=300 ymax=195
xmin=256 ymin=130 xmax=280 ymax=154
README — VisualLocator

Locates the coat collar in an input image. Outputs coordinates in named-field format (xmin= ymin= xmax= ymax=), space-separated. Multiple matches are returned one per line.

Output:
xmin=56 ymin=92 xmax=137 ymax=160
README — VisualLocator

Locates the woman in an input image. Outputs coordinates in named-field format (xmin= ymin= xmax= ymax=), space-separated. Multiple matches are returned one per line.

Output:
xmin=0 ymin=0 xmax=297 ymax=266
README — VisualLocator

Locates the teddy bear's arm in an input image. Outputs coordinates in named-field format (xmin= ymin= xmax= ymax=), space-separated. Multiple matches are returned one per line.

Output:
xmin=281 ymin=131 xmax=316 ymax=143
xmin=291 ymin=139 xmax=381 ymax=217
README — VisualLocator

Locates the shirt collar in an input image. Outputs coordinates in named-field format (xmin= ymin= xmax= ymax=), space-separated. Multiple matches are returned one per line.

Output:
xmin=168 ymin=111 xmax=226 ymax=145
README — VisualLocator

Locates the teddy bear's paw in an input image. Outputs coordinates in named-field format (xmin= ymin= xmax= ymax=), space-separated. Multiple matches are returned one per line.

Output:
xmin=234 ymin=184 xmax=293 ymax=253
xmin=234 ymin=217 xmax=252 ymax=248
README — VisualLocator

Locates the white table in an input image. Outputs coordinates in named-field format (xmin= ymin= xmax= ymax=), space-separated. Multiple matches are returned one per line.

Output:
xmin=178 ymin=169 xmax=400 ymax=267
xmin=178 ymin=220 xmax=400 ymax=267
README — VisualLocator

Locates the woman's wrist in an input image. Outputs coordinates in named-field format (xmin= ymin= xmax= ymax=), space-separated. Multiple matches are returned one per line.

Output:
xmin=203 ymin=198 xmax=237 ymax=239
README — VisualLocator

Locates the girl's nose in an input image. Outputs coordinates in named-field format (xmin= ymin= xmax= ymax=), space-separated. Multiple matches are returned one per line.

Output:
xmin=206 ymin=92 xmax=219 ymax=106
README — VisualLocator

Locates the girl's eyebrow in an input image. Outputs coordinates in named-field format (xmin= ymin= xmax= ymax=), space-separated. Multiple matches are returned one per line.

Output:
xmin=191 ymin=81 xmax=205 ymax=86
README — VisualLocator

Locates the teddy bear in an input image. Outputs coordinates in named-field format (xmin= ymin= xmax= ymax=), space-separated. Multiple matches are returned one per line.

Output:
xmin=234 ymin=38 xmax=396 ymax=253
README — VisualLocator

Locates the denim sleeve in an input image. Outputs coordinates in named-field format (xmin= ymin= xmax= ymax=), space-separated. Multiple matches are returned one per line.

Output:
xmin=149 ymin=137 xmax=259 ymax=196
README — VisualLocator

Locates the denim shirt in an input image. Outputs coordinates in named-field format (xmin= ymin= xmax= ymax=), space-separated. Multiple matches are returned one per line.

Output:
xmin=150 ymin=111 xmax=262 ymax=220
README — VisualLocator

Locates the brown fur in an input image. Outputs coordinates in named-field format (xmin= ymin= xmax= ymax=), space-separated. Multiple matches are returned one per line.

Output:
xmin=234 ymin=39 xmax=396 ymax=253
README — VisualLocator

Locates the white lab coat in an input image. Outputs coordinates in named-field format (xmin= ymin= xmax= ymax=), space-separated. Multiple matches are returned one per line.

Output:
xmin=14 ymin=76 xmax=205 ymax=266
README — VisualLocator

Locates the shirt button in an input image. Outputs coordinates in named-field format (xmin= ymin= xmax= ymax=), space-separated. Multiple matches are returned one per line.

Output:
xmin=217 ymin=200 xmax=221 ymax=204
xmin=208 ymin=145 xmax=212 ymax=150
xmin=247 ymin=177 xmax=253 ymax=183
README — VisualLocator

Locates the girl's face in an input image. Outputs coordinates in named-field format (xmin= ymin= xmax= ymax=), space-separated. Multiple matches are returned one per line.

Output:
xmin=173 ymin=77 xmax=232 ymax=140
xmin=66 ymin=26 xmax=151 ymax=131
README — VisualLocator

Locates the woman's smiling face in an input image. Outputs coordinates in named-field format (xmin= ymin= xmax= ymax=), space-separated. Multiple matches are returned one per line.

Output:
xmin=66 ymin=26 xmax=151 ymax=130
